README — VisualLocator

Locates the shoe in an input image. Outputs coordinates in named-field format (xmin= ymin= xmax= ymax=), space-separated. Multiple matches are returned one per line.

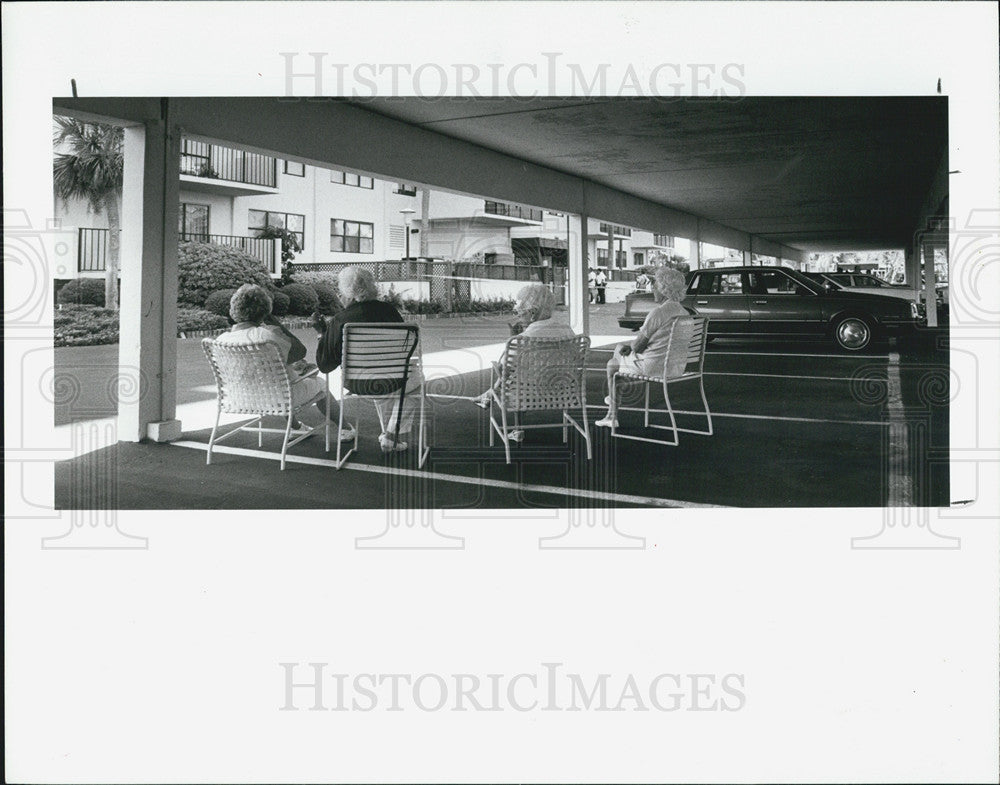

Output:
xmin=604 ymin=396 xmax=612 ymax=405
xmin=506 ymin=430 xmax=525 ymax=442
xmin=473 ymin=392 xmax=492 ymax=410
xmin=595 ymin=415 xmax=618 ymax=428
xmin=338 ymin=426 xmax=356 ymax=442
xmin=379 ymin=433 xmax=409 ymax=452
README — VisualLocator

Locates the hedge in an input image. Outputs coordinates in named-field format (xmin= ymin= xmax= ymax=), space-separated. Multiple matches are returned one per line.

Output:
xmin=54 ymin=305 xmax=119 ymax=346
xmin=270 ymin=290 xmax=290 ymax=317
xmin=177 ymin=242 xmax=272 ymax=306
xmin=203 ymin=289 xmax=238 ymax=318
xmin=280 ymin=282 xmax=319 ymax=316
xmin=57 ymin=278 xmax=106 ymax=307
xmin=290 ymin=272 xmax=341 ymax=315
xmin=177 ymin=307 xmax=229 ymax=332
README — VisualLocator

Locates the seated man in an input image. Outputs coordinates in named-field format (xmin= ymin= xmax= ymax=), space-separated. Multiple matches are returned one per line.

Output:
xmin=473 ymin=283 xmax=576 ymax=441
xmin=215 ymin=284 xmax=354 ymax=440
xmin=313 ymin=266 xmax=421 ymax=453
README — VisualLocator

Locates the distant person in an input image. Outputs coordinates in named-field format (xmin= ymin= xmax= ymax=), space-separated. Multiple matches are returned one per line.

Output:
xmin=595 ymin=268 xmax=608 ymax=303
xmin=635 ymin=272 xmax=650 ymax=292
xmin=588 ymin=267 xmax=597 ymax=303
xmin=215 ymin=284 xmax=353 ymax=440
xmin=595 ymin=266 xmax=689 ymax=428
xmin=313 ymin=266 xmax=420 ymax=453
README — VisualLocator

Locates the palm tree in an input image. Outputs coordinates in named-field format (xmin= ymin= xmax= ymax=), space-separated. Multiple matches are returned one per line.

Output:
xmin=53 ymin=117 xmax=124 ymax=310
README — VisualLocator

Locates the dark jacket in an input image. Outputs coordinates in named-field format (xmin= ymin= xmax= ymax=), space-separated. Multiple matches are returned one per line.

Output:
xmin=315 ymin=299 xmax=405 ymax=374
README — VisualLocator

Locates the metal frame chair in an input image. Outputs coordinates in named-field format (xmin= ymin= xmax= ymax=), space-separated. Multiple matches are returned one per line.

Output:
xmin=202 ymin=338 xmax=327 ymax=470
xmin=487 ymin=335 xmax=592 ymax=464
xmin=332 ymin=322 xmax=429 ymax=470
xmin=609 ymin=315 xmax=713 ymax=446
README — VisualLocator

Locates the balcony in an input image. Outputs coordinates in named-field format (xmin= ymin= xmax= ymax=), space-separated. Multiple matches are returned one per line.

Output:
xmin=179 ymin=139 xmax=280 ymax=197
xmin=78 ymin=228 xmax=280 ymax=275
xmin=596 ymin=222 xmax=632 ymax=238
xmin=483 ymin=200 xmax=544 ymax=223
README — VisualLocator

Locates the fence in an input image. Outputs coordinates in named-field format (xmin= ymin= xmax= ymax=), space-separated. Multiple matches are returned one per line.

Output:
xmin=77 ymin=228 xmax=278 ymax=274
xmin=180 ymin=139 xmax=278 ymax=188
xmin=294 ymin=260 xmax=556 ymax=284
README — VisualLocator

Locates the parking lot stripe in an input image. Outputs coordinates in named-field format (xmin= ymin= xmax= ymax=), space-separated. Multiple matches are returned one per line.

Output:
xmin=701 ymin=371 xmax=888 ymax=383
xmin=884 ymin=351 xmax=913 ymax=505
xmin=170 ymin=440 xmax=728 ymax=509
xmin=581 ymin=405 xmax=889 ymax=428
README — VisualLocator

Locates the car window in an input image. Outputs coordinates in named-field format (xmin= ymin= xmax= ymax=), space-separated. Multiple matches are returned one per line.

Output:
xmin=695 ymin=272 xmax=744 ymax=294
xmin=750 ymin=271 xmax=798 ymax=294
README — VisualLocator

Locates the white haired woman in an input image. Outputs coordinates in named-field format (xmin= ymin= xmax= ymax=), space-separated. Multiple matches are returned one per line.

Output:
xmin=215 ymin=284 xmax=353 ymax=440
xmin=313 ymin=266 xmax=420 ymax=453
xmin=472 ymin=283 xmax=575 ymax=438
xmin=596 ymin=266 xmax=690 ymax=428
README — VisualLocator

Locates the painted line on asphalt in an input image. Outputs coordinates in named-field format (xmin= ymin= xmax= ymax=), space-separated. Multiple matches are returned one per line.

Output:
xmin=171 ymin=440 xmax=728 ymax=509
xmin=702 ymin=371 xmax=888 ymax=383
xmin=581 ymin=405 xmax=889 ymax=427
xmin=706 ymin=350 xmax=891 ymax=360
xmin=884 ymin=351 xmax=912 ymax=505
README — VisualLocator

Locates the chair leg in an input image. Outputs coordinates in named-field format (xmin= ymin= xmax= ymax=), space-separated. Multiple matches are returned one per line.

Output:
xmin=207 ymin=408 xmax=221 ymax=464
xmin=664 ymin=383 xmax=679 ymax=446
xmin=500 ymin=406 xmax=511 ymax=464
xmin=418 ymin=384 xmax=429 ymax=469
xmin=563 ymin=410 xmax=569 ymax=443
xmin=336 ymin=395 xmax=345 ymax=469
xmin=581 ymin=402 xmax=592 ymax=460
xmin=324 ymin=376 xmax=330 ymax=453
xmin=488 ymin=396 xmax=495 ymax=447
xmin=258 ymin=418 xmax=263 ymax=447
xmin=699 ymin=375 xmax=714 ymax=436
xmin=644 ymin=383 xmax=651 ymax=427
xmin=280 ymin=413 xmax=293 ymax=470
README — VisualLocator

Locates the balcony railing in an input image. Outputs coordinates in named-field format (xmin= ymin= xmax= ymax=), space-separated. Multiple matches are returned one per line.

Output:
xmin=180 ymin=139 xmax=278 ymax=188
xmin=77 ymin=228 xmax=277 ymax=273
xmin=484 ymin=201 xmax=544 ymax=222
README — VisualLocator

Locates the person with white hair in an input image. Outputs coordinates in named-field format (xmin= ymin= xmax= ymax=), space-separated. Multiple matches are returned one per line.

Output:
xmin=596 ymin=266 xmax=690 ymax=428
xmin=472 ymin=284 xmax=575 ymax=441
xmin=313 ymin=266 xmax=419 ymax=453
xmin=215 ymin=284 xmax=353 ymax=440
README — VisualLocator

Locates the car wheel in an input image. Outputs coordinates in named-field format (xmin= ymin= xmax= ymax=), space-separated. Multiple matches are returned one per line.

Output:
xmin=834 ymin=315 xmax=873 ymax=351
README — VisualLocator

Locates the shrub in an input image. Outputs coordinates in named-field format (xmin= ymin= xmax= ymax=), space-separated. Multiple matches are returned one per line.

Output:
xmin=270 ymin=290 xmax=290 ymax=317
xmin=177 ymin=242 xmax=272 ymax=306
xmin=177 ymin=307 xmax=229 ymax=333
xmin=379 ymin=283 xmax=403 ymax=309
xmin=281 ymin=282 xmax=319 ymax=316
xmin=291 ymin=272 xmax=342 ymax=315
xmin=57 ymin=278 xmax=106 ymax=307
xmin=54 ymin=305 xmax=119 ymax=347
xmin=203 ymin=289 xmax=237 ymax=318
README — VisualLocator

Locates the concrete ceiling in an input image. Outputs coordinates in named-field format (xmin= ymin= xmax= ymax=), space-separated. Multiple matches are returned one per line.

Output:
xmin=352 ymin=97 xmax=947 ymax=252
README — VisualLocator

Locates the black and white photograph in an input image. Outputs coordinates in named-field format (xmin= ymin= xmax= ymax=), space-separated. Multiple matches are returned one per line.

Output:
xmin=4 ymin=1 xmax=999 ymax=782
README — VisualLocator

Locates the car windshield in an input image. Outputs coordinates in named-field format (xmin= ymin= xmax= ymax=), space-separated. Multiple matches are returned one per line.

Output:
xmin=778 ymin=268 xmax=825 ymax=293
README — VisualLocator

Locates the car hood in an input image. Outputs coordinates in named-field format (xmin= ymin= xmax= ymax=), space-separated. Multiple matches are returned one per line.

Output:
xmin=823 ymin=289 xmax=915 ymax=307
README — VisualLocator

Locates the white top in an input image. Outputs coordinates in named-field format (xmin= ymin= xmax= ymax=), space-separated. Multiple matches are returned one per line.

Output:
xmin=522 ymin=317 xmax=576 ymax=339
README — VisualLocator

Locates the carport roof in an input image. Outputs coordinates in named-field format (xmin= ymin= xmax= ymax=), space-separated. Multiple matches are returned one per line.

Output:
xmin=354 ymin=97 xmax=948 ymax=252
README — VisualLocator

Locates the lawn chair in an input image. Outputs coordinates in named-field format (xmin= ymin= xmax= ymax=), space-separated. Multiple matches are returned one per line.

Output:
xmin=487 ymin=335 xmax=592 ymax=464
xmin=202 ymin=338 xmax=327 ymax=470
xmin=333 ymin=323 xmax=429 ymax=469
xmin=609 ymin=315 xmax=713 ymax=446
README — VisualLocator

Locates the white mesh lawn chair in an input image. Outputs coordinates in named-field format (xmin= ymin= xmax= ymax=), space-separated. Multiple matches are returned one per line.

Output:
xmin=487 ymin=335 xmax=592 ymax=464
xmin=609 ymin=315 xmax=712 ymax=446
xmin=202 ymin=338 xmax=327 ymax=470
xmin=333 ymin=322 xmax=429 ymax=469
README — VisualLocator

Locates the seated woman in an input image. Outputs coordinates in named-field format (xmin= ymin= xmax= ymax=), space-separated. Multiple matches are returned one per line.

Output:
xmin=215 ymin=284 xmax=354 ymax=440
xmin=313 ymin=266 xmax=421 ymax=453
xmin=473 ymin=283 xmax=576 ymax=440
xmin=596 ymin=266 xmax=689 ymax=428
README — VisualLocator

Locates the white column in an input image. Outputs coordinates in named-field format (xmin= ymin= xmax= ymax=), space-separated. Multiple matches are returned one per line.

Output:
xmin=743 ymin=248 xmax=753 ymax=265
xmin=922 ymin=239 xmax=939 ymax=328
xmin=568 ymin=214 xmax=589 ymax=336
xmin=688 ymin=235 xmax=701 ymax=270
xmin=120 ymin=114 xmax=182 ymax=442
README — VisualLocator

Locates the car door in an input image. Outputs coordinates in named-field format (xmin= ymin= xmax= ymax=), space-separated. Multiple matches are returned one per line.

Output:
xmin=746 ymin=270 xmax=825 ymax=336
xmin=683 ymin=270 xmax=751 ymax=334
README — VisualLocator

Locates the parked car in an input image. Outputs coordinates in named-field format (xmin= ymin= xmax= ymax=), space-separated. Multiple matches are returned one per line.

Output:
xmin=618 ymin=266 xmax=923 ymax=350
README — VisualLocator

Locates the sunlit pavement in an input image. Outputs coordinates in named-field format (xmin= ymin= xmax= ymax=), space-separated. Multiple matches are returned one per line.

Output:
xmin=53 ymin=309 xmax=949 ymax=508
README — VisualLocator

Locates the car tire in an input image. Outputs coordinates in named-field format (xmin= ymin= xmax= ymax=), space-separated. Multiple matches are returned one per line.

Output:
xmin=833 ymin=315 xmax=873 ymax=351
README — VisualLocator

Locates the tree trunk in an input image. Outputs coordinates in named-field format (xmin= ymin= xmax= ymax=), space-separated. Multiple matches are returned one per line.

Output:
xmin=104 ymin=194 xmax=121 ymax=310
xmin=419 ymin=188 xmax=430 ymax=258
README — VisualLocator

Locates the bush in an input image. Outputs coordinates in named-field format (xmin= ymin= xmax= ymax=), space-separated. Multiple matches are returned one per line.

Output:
xmin=280 ymin=282 xmax=319 ymax=316
xmin=270 ymin=290 xmax=290 ymax=317
xmin=177 ymin=242 xmax=272 ymax=306
xmin=291 ymin=272 xmax=342 ymax=316
xmin=54 ymin=305 xmax=119 ymax=346
xmin=177 ymin=307 xmax=229 ymax=333
xmin=203 ymin=289 xmax=237 ymax=318
xmin=57 ymin=278 xmax=106 ymax=307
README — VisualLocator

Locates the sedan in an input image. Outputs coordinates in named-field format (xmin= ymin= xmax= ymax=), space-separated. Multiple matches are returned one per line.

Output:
xmin=619 ymin=266 xmax=922 ymax=350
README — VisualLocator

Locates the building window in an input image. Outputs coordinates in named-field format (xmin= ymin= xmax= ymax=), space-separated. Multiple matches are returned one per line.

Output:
xmin=331 ymin=219 xmax=374 ymax=253
xmin=178 ymin=203 xmax=210 ymax=239
xmin=395 ymin=183 xmax=417 ymax=196
xmin=249 ymin=209 xmax=305 ymax=249
xmin=330 ymin=170 xmax=374 ymax=189
xmin=654 ymin=234 xmax=673 ymax=247
xmin=283 ymin=160 xmax=305 ymax=177
xmin=180 ymin=139 xmax=212 ymax=177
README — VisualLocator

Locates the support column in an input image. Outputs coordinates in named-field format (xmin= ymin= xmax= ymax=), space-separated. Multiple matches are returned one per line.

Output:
xmin=922 ymin=239 xmax=939 ymax=328
xmin=743 ymin=248 xmax=753 ymax=265
xmin=568 ymin=214 xmax=590 ymax=336
xmin=688 ymin=234 xmax=701 ymax=270
xmin=120 ymin=110 xmax=181 ymax=442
